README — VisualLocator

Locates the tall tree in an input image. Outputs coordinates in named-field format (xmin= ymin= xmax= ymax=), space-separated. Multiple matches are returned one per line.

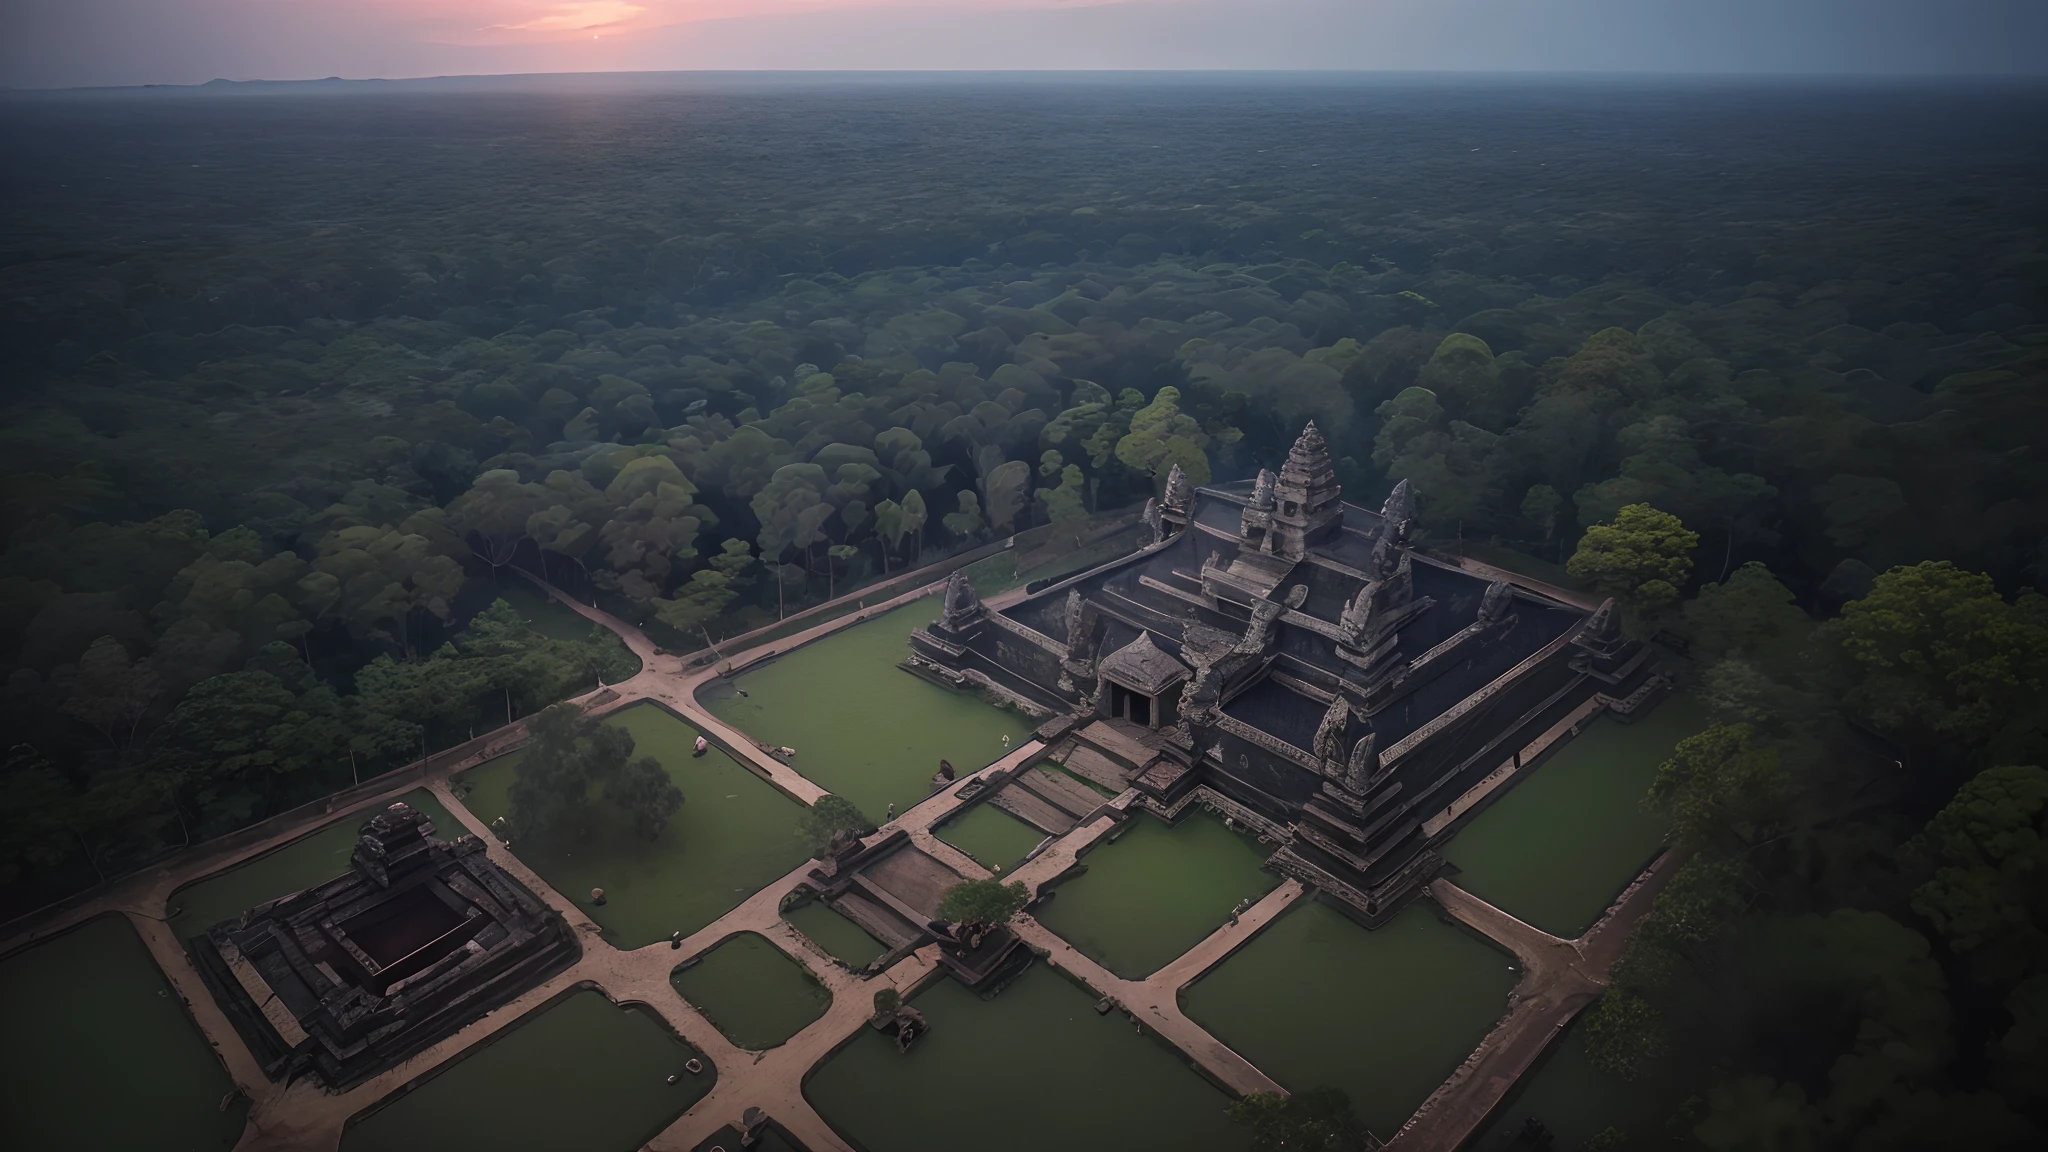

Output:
xmin=507 ymin=702 xmax=679 ymax=843
xmin=1567 ymin=503 xmax=1700 ymax=611
xmin=1820 ymin=561 xmax=2048 ymax=749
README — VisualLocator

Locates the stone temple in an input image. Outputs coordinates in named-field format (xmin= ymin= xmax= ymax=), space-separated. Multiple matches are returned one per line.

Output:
xmin=191 ymin=802 xmax=578 ymax=1089
xmin=908 ymin=421 xmax=1660 ymax=925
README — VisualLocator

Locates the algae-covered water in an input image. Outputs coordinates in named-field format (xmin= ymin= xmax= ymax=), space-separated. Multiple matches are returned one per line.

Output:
xmin=935 ymin=801 xmax=1047 ymax=874
xmin=0 ymin=914 xmax=247 ymax=1152
xmin=342 ymin=989 xmax=709 ymax=1152
xmin=1440 ymin=694 xmax=1708 ymax=938
xmin=806 ymin=963 xmax=1240 ymax=1152
xmin=1182 ymin=898 xmax=1516 ymax=1138
xmin=701 ymin=596 xmax=1032 ymax=819
xmin=456 ymin=702 xmax=811 ymax=948
xmin=168 ymin=789 xmax=461 ymax=942
xmin=1034 ymin=811 xmax=1277 ymax=979
xmin=784 ymin=899 xmax=888 ymax=969
xmin=670 ymin=932 xmax=831 ymax=1050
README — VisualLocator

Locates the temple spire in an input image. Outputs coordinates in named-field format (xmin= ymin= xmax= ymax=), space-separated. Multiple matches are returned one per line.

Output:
xmin=1162 ymin=463 xmax=1192 ymax=510
xmin=1285 ymin=420 xmax=1334 ymax=476
xmin=1266 ymin=419 xmax=1344 ymax=558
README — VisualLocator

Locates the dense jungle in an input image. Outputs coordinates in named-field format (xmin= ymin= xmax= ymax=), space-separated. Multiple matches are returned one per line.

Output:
xmin=2 ymin=73 xmax=2045 ymax=1149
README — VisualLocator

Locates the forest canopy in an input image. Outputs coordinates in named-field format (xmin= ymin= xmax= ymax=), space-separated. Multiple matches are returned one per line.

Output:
xmin=1 ymin=76 xmax=2045 ymax=1145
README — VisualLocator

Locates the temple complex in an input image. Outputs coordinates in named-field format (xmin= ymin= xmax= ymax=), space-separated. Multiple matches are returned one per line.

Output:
xmin=190 ymin=802 xmax=578 ymax=1089
xmin=908 ymin=422 xmax=1662 ymax=924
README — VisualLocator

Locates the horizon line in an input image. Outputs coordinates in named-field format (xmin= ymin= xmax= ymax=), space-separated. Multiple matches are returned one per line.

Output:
xmin=13 ymin=66 xmax=2048 ymax=96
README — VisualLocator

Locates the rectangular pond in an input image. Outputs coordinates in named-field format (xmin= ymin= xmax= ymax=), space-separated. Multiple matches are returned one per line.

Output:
xmin=805 ymin=963 xmax=1241 ymax=1152
xmin=1439 ymin=693 xmax=1708 ymax=938
xmin=456 ymin=702 xmax=812 ymax=949
xmin=1181 ymin=898 xmax=1518 ymax=1139
xmin=700 ymin=595 xmax=1033 ymax=819
xmin=1033 ymin=810 xmax=1278 ymax=979
xmin=670 ymin=932 xmax=831 ymax=1050
xmin=342 ymin=988 xmax=709 ymax=1152
xmin=784 ymin=899 xmax=888 ymax=969
xmin=934 ymin=801 xmax=1047 ymax=875
xmin=168 ymin=789 xmax=461 ymax=943
xmin=1 ymin=913 xmax=247 ymax=1152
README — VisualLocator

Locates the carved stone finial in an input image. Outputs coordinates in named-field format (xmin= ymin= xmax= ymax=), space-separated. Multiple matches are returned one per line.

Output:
xmin=1162 ymin=464 xmax=1192 ymax=514
xmin=1250 ymin=469 xmax=1277 ymax=510
xmin=941 ymin=569 xmax=983 ymax=631
xmin=1583 ymin=598 xmax=1623 ymax=646
xmin=1379 ymin=478 xmax=1415 ymax=545
xmin=1342 ymin=731 xmax=1379 ymax=795
xmin=1312 ymin=695 xmax=1351 ymax=764
xmin=1369 ymin=532 xmax=1401 ymax=581
xmin=1142 ymin=497 xmax=1164 ymax=544
xmin=1238 ymin=596 xmax=1286 ymax=653
xmin=1477 ymin=580 xmax=1514 ymax=624
xmin=1339 ymin=586 xmax=1373 ymax=640
xmin=1063 ymin=589 xmax=1091 ymax=654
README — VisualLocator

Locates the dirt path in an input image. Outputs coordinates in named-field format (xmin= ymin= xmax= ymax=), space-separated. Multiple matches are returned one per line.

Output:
xmin=1386 ymin=853 xmax=1681 ymax=1152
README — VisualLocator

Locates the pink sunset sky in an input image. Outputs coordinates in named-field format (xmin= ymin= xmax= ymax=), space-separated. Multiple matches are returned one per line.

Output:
xmin=4 ymin=0 xmax=2045 ymax=89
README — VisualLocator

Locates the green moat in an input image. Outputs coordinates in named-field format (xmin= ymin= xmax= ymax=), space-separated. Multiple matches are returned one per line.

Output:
xmin=1441 ymin=694 xmax=1708 ymax=938
xmin=1034 ymin=810 xmax=1279 ymax=979
xmin=784 ymin=899 xmax=889 ymax=969
xmin=935 ymin=800 xmax=1047 ymax=874
xmin=806 ymin=963 xmax=1240 ymax=1152
xmin=1183 ymin=899 xmax=1518 ymax=1138
xmin=457 ymin=702 xmax=811 ymax=948
xmin=341 ymin=990 xmax=710 ymax=1152
xmin=701 ymin=596 xmax=1033 ymax=819
xmin=1 ymin=914 xmax=246 ymax=1152
xmin=671 ymin=932 xmax=832 ymax=1050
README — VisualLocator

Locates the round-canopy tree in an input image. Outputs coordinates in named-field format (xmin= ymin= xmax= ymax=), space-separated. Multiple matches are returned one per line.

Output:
xmin=508 ymin=702 xmax=681 ymax=843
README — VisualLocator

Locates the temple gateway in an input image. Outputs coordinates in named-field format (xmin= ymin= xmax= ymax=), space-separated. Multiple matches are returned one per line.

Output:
xmin=908 ymin=421 xmax=1663 ymax=925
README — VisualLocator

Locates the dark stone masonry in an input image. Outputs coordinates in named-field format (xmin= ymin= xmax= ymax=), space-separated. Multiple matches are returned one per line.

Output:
xmin=190 ymin=802 xmax=578 ymax=1089
xmin=908 ymin=422 xmax=1660 ymax=925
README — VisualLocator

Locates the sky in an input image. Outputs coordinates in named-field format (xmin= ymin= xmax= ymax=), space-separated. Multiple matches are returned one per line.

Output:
xmin=3 ymin=0 xmax=2045 ymax=89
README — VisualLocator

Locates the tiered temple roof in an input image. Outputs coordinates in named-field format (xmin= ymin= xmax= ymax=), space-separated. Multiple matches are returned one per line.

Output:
xmin=908 ymin=422 xmax=1656 ymax=924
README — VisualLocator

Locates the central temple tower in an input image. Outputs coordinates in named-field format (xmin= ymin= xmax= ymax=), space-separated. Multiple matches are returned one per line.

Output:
xmin=1268 ymin=419 xmax=1345 ymax=558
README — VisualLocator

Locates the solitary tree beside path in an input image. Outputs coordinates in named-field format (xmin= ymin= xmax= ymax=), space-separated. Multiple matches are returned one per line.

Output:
xmin=508 ymin=702 xmax=681 ymax=843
